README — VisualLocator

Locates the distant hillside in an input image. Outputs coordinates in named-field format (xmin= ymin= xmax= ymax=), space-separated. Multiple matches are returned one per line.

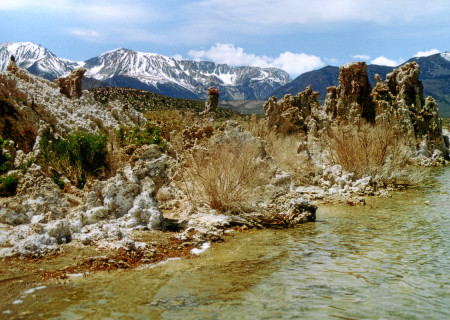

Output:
xmin=88 ymin=87 xmax=238 ymax=119
xmin=218 ymin=100 xmax=265 ymax=114
xmin=270 ymin=54 xmax=450 ymax=116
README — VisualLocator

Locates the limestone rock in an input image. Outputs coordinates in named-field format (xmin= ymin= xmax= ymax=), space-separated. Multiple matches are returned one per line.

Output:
xmin=264 ymin=85 xmax=321 ymax=135
xmin=201 ymin=86 xmax=219 ymax=115
xmin=82 ymin=145 xmax=168 ymax=230
xmin=326 ymin=62 xmax=375 ymax=123
xmin=53 ymin=68 xmax=86 ymax=99
xmin=248 ymin=198 xmax=317 ymax=228
xmin=0 ymin=165 xmax=71 ymax=225
xmin=6 ymin=55 xmax=18 ymax=73
xmin=372 ymin=62 xmax=448 ymax=159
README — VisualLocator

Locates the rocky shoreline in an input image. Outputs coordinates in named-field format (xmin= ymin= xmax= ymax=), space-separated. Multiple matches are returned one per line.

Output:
xmin=0 ymin=58 xmax=449 ymax=308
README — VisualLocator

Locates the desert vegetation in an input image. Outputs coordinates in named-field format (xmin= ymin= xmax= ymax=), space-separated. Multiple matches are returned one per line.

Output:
xmin=0 ymin=60 xmax=448 ymax=260
xmin=38 ymin=130 xmax=108 ymax=188
xmin=176 ymin=132 xmax=269 ymax=212
xmin=324 ymin=120 xmax=412 ymax=177
xmin=0 ymin=137 xmax=12 ymax=174
xmin=90 ymin=87 xmax=237 ymax=119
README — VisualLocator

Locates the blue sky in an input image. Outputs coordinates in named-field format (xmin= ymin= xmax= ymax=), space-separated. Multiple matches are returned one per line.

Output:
xmin=1 ymin=0 xmax=449 ymax=77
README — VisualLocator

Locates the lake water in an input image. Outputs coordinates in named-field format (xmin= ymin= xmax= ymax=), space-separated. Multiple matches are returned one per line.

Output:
xmin=3 ymin=168 xmax=450 ymax=319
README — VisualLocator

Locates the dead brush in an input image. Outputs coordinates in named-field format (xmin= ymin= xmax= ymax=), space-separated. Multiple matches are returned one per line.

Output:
xmin=324 ymin=119 xmax=413 ymax=178
xmin=244 ymin=115 xmax=319 ymax=186
xmin=177 ymin=137 xmax=269 ymax=212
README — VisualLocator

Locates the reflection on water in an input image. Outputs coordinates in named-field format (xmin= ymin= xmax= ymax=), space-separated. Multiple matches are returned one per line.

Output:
xmin=3 ymin=168 xmax=450 ymax=319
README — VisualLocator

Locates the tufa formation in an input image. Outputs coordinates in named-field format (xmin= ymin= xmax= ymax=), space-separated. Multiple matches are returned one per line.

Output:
xmin=265 ymin=61 xmax=449 ymax=159
xmin=53 ymin=68 xmax=86 ymax=99
xmin=201 ymin=86 xmax=220 ymax=115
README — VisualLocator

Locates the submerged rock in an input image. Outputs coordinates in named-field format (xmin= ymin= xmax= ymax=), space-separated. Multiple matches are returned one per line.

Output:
xmin=255 ymin=198 xmax=317 ymax=228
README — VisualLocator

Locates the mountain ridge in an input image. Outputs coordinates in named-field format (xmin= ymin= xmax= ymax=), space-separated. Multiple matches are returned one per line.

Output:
xmin=0 ymin=42 xmax=291 ymax=101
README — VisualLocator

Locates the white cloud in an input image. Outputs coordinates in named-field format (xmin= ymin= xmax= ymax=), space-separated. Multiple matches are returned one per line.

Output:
xmin=414 ymin=49 xmax=440 ymax=57
xmin=72 ymin=30 xmax=100 ymax=38
xmin=370 ymin=56 xmax=404 ymax=67
xmin=352 ymin=54 xmax=371 ymax=60
xmin=188 ymin=43 xmax=324 ymax=76
xmin=189 ymin=44 xmax=271 ymax=67
xmin=272 ymin=52 xmax=324 ymax=75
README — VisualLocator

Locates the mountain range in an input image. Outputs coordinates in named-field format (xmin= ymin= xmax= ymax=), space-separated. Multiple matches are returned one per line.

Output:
xmin=0 ymin=42 xmax=290 ymax=101
xmin=272 ymin=54 xmax=450 ymax=116
xmin=1 ymin=42 xmax=449 ymax=116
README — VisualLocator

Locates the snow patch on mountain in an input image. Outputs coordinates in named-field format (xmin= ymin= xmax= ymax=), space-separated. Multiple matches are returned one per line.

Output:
xmin=0 ymin=42 xmax=82 ymax=80
xmin=441 ymin=52 xmax=450 ymax=62
xmin=0 ymin=42 xmax=292 ymax=100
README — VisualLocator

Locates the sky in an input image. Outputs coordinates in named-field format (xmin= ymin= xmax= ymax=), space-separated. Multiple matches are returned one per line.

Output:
xmin=0 ymin=0 xmax=449 ymax=78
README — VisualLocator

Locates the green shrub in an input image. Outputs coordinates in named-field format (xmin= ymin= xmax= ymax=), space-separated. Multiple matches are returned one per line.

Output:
xmin=1 ymin=172 xmax=19 ymax=195
xmin=18 ymin=157 xmax=35 ymax=173
xmin=116 ymin=123 xmax=166 ymax=151
xmin=52 ymin=175 xmax=65 ymax=189
xmin=39 ymin=131 xmax=108 ymax=188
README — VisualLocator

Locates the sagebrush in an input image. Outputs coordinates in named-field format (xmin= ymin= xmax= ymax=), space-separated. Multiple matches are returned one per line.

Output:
xmin=178 ymin=137 xmax=268 ymax=212
xmin=324 ymin=120 xmax=413 ymax=178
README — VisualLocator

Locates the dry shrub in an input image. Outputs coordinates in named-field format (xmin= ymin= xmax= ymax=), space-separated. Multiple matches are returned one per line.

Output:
xmin=325 ymin=120 xmax=413 ymax=178
xmin=268 ymin=136 xmax=321 ymax=186
xmin=178 ymin=137 xmax=268 ymax=212
xmin=244 ymin=115 xmax=318 ymax=186
xmin=243 ymin=114 xmax=272 ymax=140
xmin=145 ymin=109 xmax=216 ymax=154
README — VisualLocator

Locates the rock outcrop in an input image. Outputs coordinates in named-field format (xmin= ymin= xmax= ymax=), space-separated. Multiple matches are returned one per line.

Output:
xmin=0 ymin=65 xmax=160 ymax=256
xmin=201 ymin=87 xmax=220 ymax=115
xmin=0 ymin=65 xmax=144 ymax=152
xmin=53 ymin=68 xmax=86 ymax=99
xmin=370 ymin=62 xmax=448 ymax=158
xmin=264 ymin=85 xmax=322 ymax=135
xmin=0 ymin=144 xmax=171 ymax=256
xmin=335 ymin=62 xmax=375 ymax=123
xmin=6 ymin=55 xmax=18 ymax=73
xmin=265 ymin=61 xmax=448 ymax=160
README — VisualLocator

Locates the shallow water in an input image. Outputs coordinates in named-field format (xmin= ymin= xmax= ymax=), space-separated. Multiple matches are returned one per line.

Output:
xmin=3 ymin=168 xmax=450 ymax=319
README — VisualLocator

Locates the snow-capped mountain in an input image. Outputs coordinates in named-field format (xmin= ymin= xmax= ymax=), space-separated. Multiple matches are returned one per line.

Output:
xmin=83 ymin=48 xmax=291 ymax=100
xmin=0 ymin=42 xmax=83 ymax=80
xmin=0 ymin=42 xmax=291 ymax=100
